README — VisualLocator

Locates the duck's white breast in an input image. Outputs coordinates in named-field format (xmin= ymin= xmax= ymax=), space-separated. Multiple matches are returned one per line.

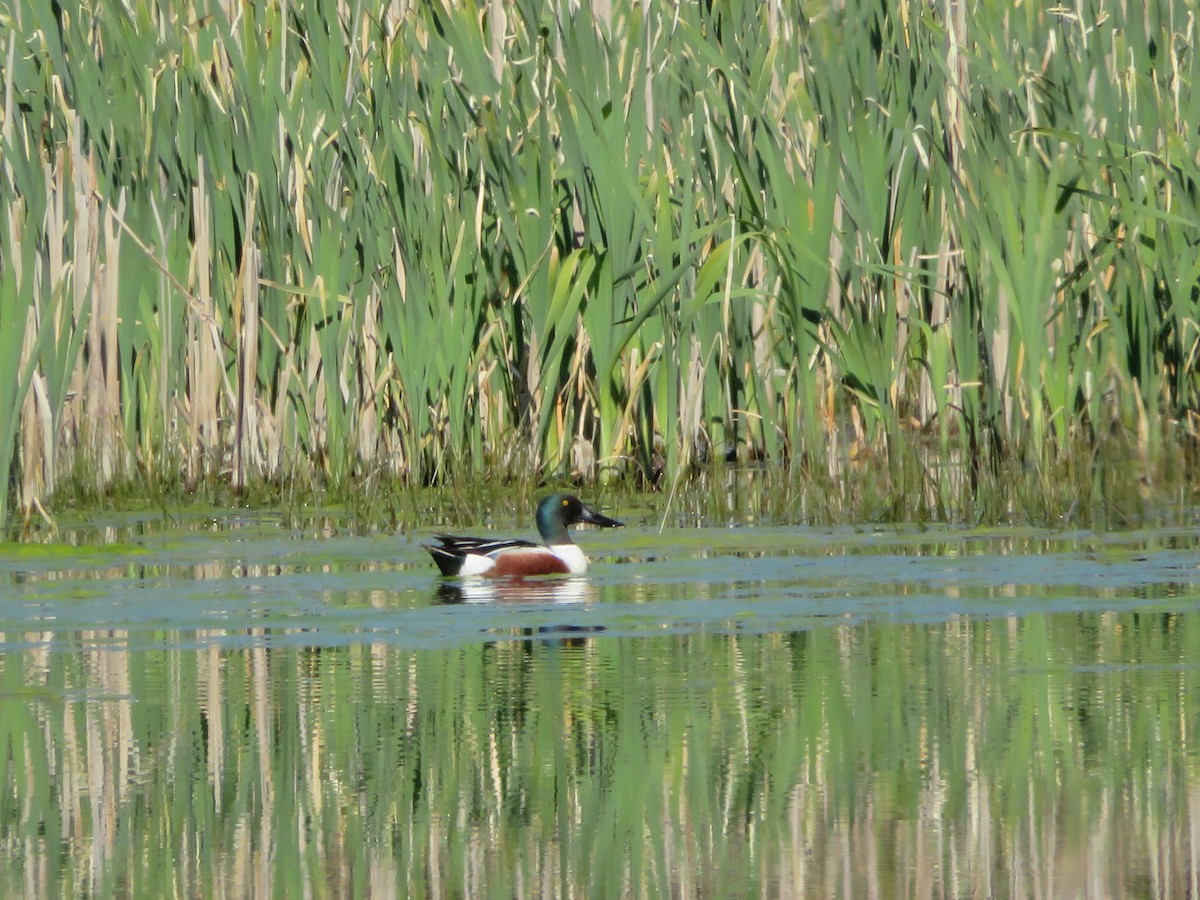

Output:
xmin=549 ymin=544 xmax=588 ymax=574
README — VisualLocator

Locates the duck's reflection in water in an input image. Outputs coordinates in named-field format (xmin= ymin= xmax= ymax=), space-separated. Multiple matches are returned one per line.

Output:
xmin=435 ymin=576 xmax=606 ymax=643
xmin=434 ymin=575 xmax=592 ymax=606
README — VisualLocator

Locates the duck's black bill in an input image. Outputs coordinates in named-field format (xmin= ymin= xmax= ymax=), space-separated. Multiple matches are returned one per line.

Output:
xmin=580 ymin=505 xmax=624 ymax=528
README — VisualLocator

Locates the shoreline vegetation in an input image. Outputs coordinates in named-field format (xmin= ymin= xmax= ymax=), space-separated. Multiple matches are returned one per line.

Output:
xmin=2 ymin=0 xmax=1199 ymax=533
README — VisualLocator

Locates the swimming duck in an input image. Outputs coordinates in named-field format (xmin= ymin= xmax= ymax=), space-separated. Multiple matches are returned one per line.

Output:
xmin=423 ymin=493 xmax=623 ymax=577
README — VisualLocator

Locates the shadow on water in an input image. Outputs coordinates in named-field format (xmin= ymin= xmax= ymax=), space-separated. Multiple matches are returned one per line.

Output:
xmin=3 ymin=514 xmax=1200 ymax=896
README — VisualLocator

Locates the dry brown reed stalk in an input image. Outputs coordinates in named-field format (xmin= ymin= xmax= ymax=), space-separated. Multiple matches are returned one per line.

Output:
xmin=189 ymin=159 xmax=221 ymax=481
xmin=84 ymin=197 xmax=125 ymax=486
xmin=356 ymin=289 xmax=382 ymax=466
xmin=234 ymin=178 xmax=261 ymax=490
xmin=17 ymin=306 xmax=52 ymax=510
xmin=59 ymin=133 xmax=98 ymax=486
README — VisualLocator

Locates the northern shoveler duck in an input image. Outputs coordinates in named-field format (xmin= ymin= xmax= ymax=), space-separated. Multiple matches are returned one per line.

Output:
xmin=423 ymin=493 xmax=623 ymax=577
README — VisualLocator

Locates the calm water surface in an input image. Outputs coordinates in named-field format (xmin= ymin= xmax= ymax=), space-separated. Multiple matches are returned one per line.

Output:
xmin=2 ymin=514 xmax=1200 ymax=898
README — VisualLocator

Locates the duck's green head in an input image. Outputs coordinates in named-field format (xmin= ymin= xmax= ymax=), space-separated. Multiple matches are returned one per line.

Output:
xmin=535 ymin=493 xmax=623 ymax=544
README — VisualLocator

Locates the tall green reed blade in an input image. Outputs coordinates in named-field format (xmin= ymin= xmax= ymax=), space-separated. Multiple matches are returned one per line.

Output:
xmin=552 ymin=8 xmax=661 ymax=467
xmin=123 ymin=221 xmax=169 ymax=476
xmin=0 ymin=214 xmax=33 ymax=527
xmin=364 ymin=11 xmax=500 ymax=482
xmin=483 ymin=85 xmax=578 ymax=466
xmin=823 ymin=294 xmax=905 ymax=439
xmin=720 ymin=54 xmax=837 ymax=458
xmin=536 ymin=249 xmax=599 ymax=468
xmin=822 ymin=116 xmax=909 ymax=445
xmin=678 ymin=231 xmax=762 ymax=462
xmin=432 ymin=221 xmax=494 ymax=481
xmin=608 ymin=238 xmax=709 ymax=469
xmin=1111 ymin=150 xmax=1200 ymax=426
xmin=969 ymin=157 xmax=1069 ymax=456
xmin=1160 ymin=227 xmax=1200 ymax=419
xmin=1 ymin=44 xmax=76 ymax=507
xmin=307 ymin=262 xmax=353 ymax=483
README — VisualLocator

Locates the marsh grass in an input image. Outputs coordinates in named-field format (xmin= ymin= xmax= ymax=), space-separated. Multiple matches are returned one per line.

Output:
xmin=1 ymin=0 xmax=1199 ymax=529
xmin=14 ymin=423 xmax=1194 ymax=545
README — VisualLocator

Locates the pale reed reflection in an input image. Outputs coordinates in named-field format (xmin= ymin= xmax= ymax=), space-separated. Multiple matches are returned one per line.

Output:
xmin=1 ymin=615 xmax=1198 ymax=897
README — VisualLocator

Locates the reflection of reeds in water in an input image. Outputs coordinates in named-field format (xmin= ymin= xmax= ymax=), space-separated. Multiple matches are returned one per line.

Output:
xmin=2 ymin=615 xmax=1199 ymax=896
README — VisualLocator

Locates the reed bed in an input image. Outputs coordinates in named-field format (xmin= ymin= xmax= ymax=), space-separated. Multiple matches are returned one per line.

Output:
xmin=1 ymin=0 xmax=1198 ymax=528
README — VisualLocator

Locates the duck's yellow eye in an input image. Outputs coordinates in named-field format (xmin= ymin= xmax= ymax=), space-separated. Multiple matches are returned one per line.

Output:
xmin=562 ymin=499 xmax=569 ymax=506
